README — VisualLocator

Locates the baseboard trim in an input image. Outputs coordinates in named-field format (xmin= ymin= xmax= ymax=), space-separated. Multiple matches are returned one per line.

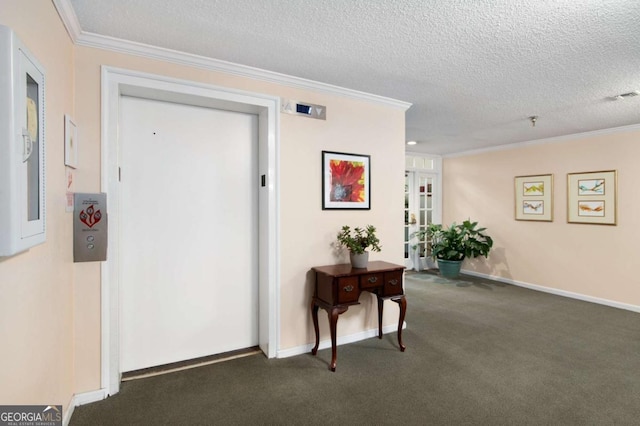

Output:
xmin=461 ymin=269 xmax=640 ymax=313
xmin=64 ymin=389 xmax=109 ymax=425
xmin=63 ymin=400 xmax=74 ymax=426
xmin=277 ymin=322 xmax=407 ymax=358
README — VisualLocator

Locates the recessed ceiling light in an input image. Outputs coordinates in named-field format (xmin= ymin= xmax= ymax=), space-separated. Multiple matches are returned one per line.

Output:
xmin=407 ymin=140 xmax=417 ymax=145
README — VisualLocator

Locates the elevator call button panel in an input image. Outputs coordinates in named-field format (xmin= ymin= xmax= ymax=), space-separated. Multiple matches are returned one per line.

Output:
xmin=73 ymin=193 xmax=107 ymax=262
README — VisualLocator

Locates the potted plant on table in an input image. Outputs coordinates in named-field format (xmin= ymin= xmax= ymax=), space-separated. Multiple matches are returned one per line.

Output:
xmin=412 ymin=219 xmax=493 ymax=278
xmin=336 ymin=225 xmax=382 ymax=268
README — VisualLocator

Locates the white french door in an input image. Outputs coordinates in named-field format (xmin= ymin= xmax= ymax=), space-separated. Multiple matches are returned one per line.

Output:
xmin=404 ymin=171 xmax=439 ymax=270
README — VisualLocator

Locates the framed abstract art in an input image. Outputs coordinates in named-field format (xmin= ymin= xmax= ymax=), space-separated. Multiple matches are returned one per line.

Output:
xmin=322 ymin=151 xmax=370 ymax=210
xmin=567 ymin=170 xmax=617 ymax=225
xmin=514 ymin=174 xmax=553 ymax=221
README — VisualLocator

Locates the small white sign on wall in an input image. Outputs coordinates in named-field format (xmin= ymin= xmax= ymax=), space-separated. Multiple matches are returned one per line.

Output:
xmin=65 ymin=167 xmax=74 ymax=212
xmin=64 ymin=114 xmax=78 ymax=168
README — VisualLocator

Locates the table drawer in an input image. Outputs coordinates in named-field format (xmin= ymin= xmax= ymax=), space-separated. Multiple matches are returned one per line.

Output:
xmin=337 ymin=276 xmax=360 ymax=304
xmin=383 ymin=271 xmax=403 ymax=296
xmin=360 ymin=273 xmax=383 ymax=289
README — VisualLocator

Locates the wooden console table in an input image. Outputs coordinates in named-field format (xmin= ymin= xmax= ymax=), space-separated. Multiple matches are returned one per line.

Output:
xmin=310 ymin=261 xmax=406 ymax=371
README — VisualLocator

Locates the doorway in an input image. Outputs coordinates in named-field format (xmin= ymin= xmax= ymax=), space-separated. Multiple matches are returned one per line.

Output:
xmin=102 ymin=67 xmax=279 ymax=395
xmin=404 ymin=155 xmax=442 ymax=270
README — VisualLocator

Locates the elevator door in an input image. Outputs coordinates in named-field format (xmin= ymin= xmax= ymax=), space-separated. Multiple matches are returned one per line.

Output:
xmin=119 ymin=96 xmax=259 ymax=372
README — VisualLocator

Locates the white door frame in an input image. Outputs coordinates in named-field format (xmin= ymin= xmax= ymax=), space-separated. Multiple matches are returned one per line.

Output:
xmin=404 ymin=154 xmax=443 ymax=270
xmin=100 ymin=66 xmax=280 ymax=396
xmin=405 ymin=171 xmax=441 ymax=270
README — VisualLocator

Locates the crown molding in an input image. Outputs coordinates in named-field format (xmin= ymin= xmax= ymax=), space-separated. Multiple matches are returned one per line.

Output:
xmin=444 ymin=123 xmax=640 ymax=158
xmin=51 ymin=0 xmax=411 ymax=111
xmin=52 ymin=0 xmax=81 ymax=42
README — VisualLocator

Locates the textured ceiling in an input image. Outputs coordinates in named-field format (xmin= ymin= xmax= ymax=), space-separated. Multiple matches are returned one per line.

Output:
xmin=68 ymin=0 xmax=640 ymax=155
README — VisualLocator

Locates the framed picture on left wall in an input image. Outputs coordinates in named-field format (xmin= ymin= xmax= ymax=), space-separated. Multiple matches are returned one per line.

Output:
xmin=514 ymin=174 xmax=553 ymax=221
xmin=322 ymin=151 xmax=371 ymax=210
xmin=64 ymin=114 xmax=78 ymax=168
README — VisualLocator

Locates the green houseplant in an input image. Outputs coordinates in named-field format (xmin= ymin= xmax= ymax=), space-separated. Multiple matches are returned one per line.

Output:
xmin=413 ymin=219 xmax=493 ymax=278
xmin=336 ymin=225 xmax=381 ymax=268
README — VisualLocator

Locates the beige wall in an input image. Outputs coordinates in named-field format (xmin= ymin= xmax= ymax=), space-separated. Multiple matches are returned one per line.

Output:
xmin=0 ymin=0 xmax=75 ymax=407
xmin=1 ymin=0 xmax=406 ymax=402
xmin=73 ymin=47 xmax=405 ymax=390
xmin=443 ymin=128 xmax=640 ymax=306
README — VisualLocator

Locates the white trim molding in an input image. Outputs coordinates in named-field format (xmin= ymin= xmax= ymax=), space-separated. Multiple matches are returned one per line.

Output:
xmin=72 ymin=389 xmax=108 ymax=407
xmin=51 ymin=0 xmax=82 ymax=41
xmin=462 ymin=269 xmax=640 ymax=314
xmin=52 ymin=0 xmax=411 ymax=111
xmin=445 ymin=123 xmax=640 ymax=159
xmin=101 ymin=66 xmax=280 ymax=395
xmin=63 ymin=390 xmax=108 ymax=426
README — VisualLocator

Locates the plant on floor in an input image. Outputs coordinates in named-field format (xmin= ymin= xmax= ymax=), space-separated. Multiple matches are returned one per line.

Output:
xmin=412 ymin=219 xmax=493 ymax=277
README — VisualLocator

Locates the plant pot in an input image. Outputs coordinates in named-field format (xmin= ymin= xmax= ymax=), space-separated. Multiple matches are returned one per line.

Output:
xmin=412 ymin=248 xmax=422 ymax=272
xmin=437 ymin=259 xmax=462 ymax=278
xmin=350 ymin=251 xmax=369 ymax=269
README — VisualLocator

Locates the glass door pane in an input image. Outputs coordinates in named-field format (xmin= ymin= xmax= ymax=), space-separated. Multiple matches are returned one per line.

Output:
xmin=404 ymin=172 xmax=410 ymax=258
xmin=25 ymin=72 xmax=40 ymax=221
xmin=404 ymin=171 xmax=438 ymax=268
xmin=19 ymin=49 xmax=45 ymax=240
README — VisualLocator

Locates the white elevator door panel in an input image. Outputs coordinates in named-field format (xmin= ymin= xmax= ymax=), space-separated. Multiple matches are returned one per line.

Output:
xmin=120 ymin=96 xmax=259 ymax=372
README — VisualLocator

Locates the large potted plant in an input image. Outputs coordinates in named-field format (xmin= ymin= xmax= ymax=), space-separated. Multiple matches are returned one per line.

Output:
xmin=336 ymin=225 xmax=382 ymax=268
xmin=413 ymin=219 xmax=493 ymax=278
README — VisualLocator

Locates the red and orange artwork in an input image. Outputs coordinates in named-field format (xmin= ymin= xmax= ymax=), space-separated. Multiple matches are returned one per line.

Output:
xmin=329 ymin=159 xmax=365 ymax=202
xmin=578 ymin=201 xmax=605 ymax=217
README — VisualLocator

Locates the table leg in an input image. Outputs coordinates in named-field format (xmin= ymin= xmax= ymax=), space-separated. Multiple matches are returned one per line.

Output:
xmin=377 ymin=296 xmax=384 ymax=339
xmin=310 ymin=298 xmax=320 ymax=355
xmin=328 ymin=305 xmax=347 ymax=372
xmin=393 ymin=296 xmax=407 ymax=352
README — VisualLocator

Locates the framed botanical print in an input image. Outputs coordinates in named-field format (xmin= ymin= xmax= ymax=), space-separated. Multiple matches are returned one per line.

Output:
xmin=514 ymin=174 xmax=553 ymax=221
xmin=567 ymin=170 xmax=617 ymax=225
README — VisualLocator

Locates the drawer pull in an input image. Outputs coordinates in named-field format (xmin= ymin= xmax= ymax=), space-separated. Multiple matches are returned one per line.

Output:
xmin=344 ymin=285 xmax=354 ymax=292
xmin=389 ymin=279 xmax=399 ymax=286
xmin=368 ymin=277 xmax=378 ymax=283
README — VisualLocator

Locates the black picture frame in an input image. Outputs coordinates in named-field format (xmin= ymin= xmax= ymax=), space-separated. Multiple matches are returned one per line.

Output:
xmin=322 ymin=151 xmax=371 ymax=210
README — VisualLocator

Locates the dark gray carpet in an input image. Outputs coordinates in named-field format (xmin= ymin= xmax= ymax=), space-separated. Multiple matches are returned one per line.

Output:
xmin=70 ymin=272 xmax=640 ymax=425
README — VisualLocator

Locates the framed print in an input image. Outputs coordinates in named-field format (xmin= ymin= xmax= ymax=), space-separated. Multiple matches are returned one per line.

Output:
xmin=322 ymin=151 xmax=370 ymax=210
xmin=567 ymin=170 xmax=617 ymax=225
xmin=64 ymin=114 xmax=78 ymax=168
xmin=514 ymin=174 xmax=553 ymax=221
